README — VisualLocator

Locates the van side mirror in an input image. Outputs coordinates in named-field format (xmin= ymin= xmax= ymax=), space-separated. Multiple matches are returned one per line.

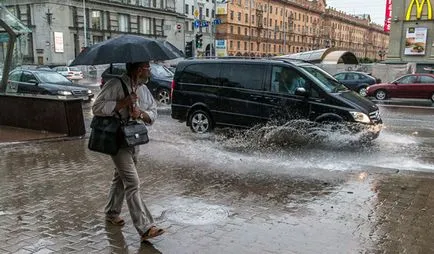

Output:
xmin=295 ymin=87 xmax=308 ymax=96
xmin=28 ymin=79 xmax=38 ymax=84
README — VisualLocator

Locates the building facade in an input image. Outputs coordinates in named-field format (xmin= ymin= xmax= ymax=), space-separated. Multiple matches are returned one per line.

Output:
xmin=215 ymin=0 xmax=389 ymax=61
xmin=387 ymin=0 xmax=434 ymax=70
xmin=2 ymin=0 xmax=185 ymax=66
xmin=182 ymin=0 xmax=217 ymax=56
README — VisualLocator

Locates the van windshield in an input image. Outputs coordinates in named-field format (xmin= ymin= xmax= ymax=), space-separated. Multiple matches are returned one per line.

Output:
xmin=300 ymin=66 xmax=348 ymax=93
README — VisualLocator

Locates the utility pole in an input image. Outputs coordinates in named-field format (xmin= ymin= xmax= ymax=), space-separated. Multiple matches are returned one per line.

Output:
xmin=83 ymin=0 xmax=87 ymax=47
xmin=212 ymin=0 xmax=217 ymax=56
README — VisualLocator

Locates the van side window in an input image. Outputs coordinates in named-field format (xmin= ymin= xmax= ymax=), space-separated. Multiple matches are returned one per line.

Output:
xmin=221 ymin=64 xmax=264 ymax=90
xmin=179 ymin=64 xmax=220 ymax=86
xmin=271 ymin=66 xmax=306 ymax=95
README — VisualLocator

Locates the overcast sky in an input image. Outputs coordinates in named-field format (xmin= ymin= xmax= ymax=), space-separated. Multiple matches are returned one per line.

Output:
xmin=326 ymin=0 xmax=387 ymax=25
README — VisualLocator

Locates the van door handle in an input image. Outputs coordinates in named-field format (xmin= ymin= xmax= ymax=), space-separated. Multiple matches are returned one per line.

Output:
xmin=250 ymin=95 xmax=262 ymax=100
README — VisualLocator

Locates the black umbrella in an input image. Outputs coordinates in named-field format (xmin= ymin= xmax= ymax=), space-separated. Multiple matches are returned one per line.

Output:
xmin=69 ymin=35 xmax=184 ymax=66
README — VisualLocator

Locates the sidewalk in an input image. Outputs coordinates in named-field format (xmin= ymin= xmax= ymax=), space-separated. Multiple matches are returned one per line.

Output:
xmin=0 ymin=125 xmax=67 ymax=143
xmin=0 ymin=136 xmax=433 ymax=253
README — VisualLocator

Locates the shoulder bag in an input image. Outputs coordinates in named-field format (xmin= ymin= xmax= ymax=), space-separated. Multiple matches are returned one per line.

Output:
xmin=118 ymin=78 xmax=149 ymax=147
xmin=88 ymin=78 xmax=149 ymax=155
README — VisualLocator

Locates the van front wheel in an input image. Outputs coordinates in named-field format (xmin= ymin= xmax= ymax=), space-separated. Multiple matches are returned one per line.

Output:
xmin=188 ymin=109 xmax=213 ymax=133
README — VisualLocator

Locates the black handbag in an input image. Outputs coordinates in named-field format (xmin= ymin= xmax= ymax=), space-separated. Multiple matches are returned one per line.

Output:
xmin=120 ymin=120 xmax=149 ymax=147
xmin=88 ymin=116 xmax=122 ymax=155
xmin=88 ymin=77 xmax=149 ymax=155
xmin=118 ymin=78 xmax=150 ymax=147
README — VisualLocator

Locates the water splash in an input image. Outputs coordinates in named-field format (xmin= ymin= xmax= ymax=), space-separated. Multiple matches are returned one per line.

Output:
xmin=215 ymin=120 xmax=381 ymax=152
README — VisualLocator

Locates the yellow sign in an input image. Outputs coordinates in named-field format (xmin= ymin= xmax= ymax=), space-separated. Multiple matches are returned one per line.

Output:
xmin=406 ymin=0 xmax=433 ymax=20
xmin=194 ymin=9 xmax=199 ymax=18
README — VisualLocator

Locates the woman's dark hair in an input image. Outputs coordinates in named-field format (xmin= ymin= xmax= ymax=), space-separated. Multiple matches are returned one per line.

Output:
xmin=126 ymin=62 xmax=149 ymax=75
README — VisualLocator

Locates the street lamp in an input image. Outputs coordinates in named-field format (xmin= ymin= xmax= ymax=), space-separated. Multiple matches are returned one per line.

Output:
xmin=83 ymin=0 xmax=87 ymax=47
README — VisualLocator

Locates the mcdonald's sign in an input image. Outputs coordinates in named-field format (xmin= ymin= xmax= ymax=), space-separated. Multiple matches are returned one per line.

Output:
xmin=406 ymin=0 xmax=433 ymax=20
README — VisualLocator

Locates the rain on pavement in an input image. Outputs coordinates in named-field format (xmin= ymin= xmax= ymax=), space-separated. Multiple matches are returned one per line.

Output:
xmin=0 ymin=101 xmax=433 ymax=253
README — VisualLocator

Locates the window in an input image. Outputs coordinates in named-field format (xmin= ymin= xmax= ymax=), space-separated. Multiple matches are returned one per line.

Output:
xmin=185 ymin=4 xmax=189 ymax=14
xmin=230 ymin=11 xmax=234 ymax=20
xmin=419 ymin=75 xmax=434 ymax=83
xmin=270 ymin=66 xmax=307 ymax=94
xmin=245 ymin=13 xmax=248 ymax=23
xmin=237 ymin=41 xmax=240 ymax=49
xmin=118 ymin=14 xmax=129 ymax=32
xmin=9 ymin=71 xmax=21 ymax=81
xmin=206 ymin=8 xmax=209 ymax=17
xmin=221 ymin=64 xmax=265 ymax=90
xmin=192 ymin=6 xmax=194 ymax=15
xmin=244 ymin=28 xmax=247 ymax=35
xmin=396 ymin=75 xmax=417 ymax=84
xmin=91 ymin=11 xmax=103 ymax=30
xmin=237 ymin=12 xmax=241 ymax=21
xmin=212 ymin=10 xmax=215 ymax=18
xmin=230 ymin=40 xmax=233 ymax=49
xmin=230 ymin=26 xmax=234 ymax=34
xmin=21 ymin=72 xmax=37 ymax=83
xmin=237 ymin=27 xmax=240 ymax=34
xmin=244 ymin=41 xmax=247 ymax=50
xmin=179 ymin=64 xmax=221 ymax=86
xmin=141 ymin=17 xmax=151 ymax=34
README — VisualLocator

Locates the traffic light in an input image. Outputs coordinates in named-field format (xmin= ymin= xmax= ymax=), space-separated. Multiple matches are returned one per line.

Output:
xmin=185 ymin=41 xmax=193 ymax=58
xmin=195 ymin=33 xmax=203 ymax=48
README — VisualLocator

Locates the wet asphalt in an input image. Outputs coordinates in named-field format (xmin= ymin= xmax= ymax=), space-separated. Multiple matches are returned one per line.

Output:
xmin=0 ymin=98 xmax=433 ymax=253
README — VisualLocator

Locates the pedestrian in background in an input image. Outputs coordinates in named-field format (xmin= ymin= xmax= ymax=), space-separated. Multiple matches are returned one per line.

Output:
xmin=92 ymin=61 xmax=165 ymax=242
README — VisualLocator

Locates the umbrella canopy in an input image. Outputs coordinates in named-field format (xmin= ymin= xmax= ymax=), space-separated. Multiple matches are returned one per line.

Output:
xmin=69 ymin=35 xmax=184 ymax=66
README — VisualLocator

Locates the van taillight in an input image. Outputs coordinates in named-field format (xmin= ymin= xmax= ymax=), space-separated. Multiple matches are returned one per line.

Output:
xmin=171 ymin=80 xmax=176 ymax=98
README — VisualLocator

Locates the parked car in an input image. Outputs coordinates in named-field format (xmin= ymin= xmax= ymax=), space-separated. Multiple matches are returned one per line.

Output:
xmin=53 ymin=66 xmax=84 ymax=80
xmin=171 ymin=58 xmax=382 ymax=140
xmin=100 ymin=63 xmax=173 ymax=104
xmin=366 ymin=73 xmax=434 ymax=102
xmin=333 ymin=71 xmax=381 ymax=96
xmin=8 ymin=69 xmax=93 ymax=101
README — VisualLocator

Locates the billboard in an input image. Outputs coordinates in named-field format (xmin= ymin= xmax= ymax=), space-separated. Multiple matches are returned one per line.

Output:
xmin=404 ymin=27 xmax=427 ymax=55
xmin=54 ymin=32 xmax=64 ymax=53
xmin=384 ymin=0 xmax=392 ymax=32
xmin=405 ymin=0 xmax=433 ymax=20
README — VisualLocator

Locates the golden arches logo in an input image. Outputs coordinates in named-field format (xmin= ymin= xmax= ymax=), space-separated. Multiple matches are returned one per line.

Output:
xmin=406 ymin=0 xmax=433 ymax=20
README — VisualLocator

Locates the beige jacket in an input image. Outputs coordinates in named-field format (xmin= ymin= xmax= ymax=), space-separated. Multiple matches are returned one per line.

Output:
xmin=92 ymin=74 xmax=158 ymax=124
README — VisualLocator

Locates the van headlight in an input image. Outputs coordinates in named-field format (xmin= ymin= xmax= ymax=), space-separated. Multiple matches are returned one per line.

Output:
xmin=87 ymin=89 xmax=92 ymax=94
xmin=57 ymin=90 xmax=72 ymax=96
xmin=350 ymin=111 xmax=371 ymax=123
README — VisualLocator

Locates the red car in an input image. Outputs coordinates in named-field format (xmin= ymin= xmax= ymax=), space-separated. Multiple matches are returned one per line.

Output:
xmin=366 ymin=73 xmax=434 ymax=102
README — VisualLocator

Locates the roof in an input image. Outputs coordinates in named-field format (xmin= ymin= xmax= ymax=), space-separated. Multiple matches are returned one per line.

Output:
xmin=277 ymin=48 xmax=359 ymax=65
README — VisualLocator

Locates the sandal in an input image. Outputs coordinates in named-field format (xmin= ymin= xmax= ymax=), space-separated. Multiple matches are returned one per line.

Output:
xmin=105 ymin=216 xmax=125 ymax=226
xmin=141 ymin=226 xmax=165 ymax=241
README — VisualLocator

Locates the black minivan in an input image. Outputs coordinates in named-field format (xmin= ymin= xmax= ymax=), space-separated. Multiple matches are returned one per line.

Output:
xmin=171 ymin=59 xmax=382 ymax=139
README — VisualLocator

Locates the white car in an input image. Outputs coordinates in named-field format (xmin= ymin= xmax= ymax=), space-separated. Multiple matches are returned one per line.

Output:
xmin=53 ymin=66 xmax=83 ymax=80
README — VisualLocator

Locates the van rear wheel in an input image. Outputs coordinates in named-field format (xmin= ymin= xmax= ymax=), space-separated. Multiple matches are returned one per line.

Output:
xmin=188 ymin=109 xmax=213 ymax=133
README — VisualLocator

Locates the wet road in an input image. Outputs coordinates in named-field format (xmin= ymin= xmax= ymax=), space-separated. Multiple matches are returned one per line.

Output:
xmin=0 ymin=102 xmax=433 ymax=253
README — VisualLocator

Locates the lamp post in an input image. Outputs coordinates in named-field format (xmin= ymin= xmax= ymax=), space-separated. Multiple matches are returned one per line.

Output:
xmin=83 ymin=0 xmax=87 ymax=47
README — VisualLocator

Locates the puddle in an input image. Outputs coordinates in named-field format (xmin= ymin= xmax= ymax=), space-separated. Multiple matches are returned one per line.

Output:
xmin=160 ymin=198 xmax=229 ymax=225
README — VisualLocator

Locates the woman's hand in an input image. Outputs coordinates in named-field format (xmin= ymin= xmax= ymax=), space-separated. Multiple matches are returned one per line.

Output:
xmin=115 ymin=94 xmax=138 ymax=111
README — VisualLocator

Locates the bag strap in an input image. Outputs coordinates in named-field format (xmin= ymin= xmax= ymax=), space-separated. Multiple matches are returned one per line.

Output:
xmin=117 ymin=77 xmax=130 ymax=98
xmin=115 ymin=77 xmax=131 ymax=122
